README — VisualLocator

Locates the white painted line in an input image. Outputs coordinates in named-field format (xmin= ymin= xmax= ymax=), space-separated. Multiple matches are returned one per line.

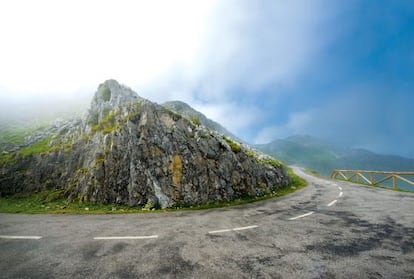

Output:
xmin=208 ymin=229 xmax=232 ymax=234
xmin=93 ymin=235 xmax=158 ymax=240
xmin=327 ymin=200 xmax=338 ymax=207
xmin=289 ymin=211 xmax=314 ymax=221
xmin=339 ymin=191 xmax=343 ymax=197
xmin=338 ymin=186 xmax=342 ymax=191
xmin=0 ymin=235 xmax=42 ymax=240
xmin=209 ymin=225 xmax=259 ymax=234
xmin=232 ymin=225 xmax=259 ymax=231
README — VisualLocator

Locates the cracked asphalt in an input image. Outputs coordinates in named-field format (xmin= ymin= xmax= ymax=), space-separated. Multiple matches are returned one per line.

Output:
xmin=1 ymin=168 xmax=413 ymax=278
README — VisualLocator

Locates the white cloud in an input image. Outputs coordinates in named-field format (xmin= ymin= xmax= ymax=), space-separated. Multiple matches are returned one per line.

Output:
xmin=133 ymin=0 xmax=334 ymax=137
xmin=194 ymin=102 xmax=264 ymax=136
xmin=0 ymin=0 xmax=337 ymax=146
xmin=255 ymin=86 xmax=374 ymax=145
xmin=0 ymin=0 xmax=217 ymax=96
xmin=0 ymin=1 xmax=331 ymax=102
xmin=185 ymin=0 xmax=331 ymax=100
xmin=254 ymin=111 xmax=312 ymax=144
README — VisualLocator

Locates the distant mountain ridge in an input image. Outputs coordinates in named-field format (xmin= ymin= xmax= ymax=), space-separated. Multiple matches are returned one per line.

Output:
xmin=255 ymin=135 xmax=414 ymax=176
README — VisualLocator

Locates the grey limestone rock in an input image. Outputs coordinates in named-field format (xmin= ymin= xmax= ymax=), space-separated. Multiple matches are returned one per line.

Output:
xmin=0 ymin=80 xmax=290 ymax=208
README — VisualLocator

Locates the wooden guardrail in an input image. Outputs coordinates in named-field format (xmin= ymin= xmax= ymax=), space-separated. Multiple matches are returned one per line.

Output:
xmin=331 ymin=169 xmax=414 ymax=190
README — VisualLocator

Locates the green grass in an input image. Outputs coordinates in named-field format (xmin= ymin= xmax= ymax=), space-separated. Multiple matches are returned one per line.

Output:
xmin=0 ymin=152 xmax=16 ymax=166
xmin=223 ymin=136 xmax=241 ymax=153
xmin=0 ymin=169 xmax=307 ymax=214
xmin=287 ymin=167 xmax=307 ymax=188
xmin=0 ymin=190 xmax=147 ymax=214
xmin=190 ymin=116 xmax=201 ymax=126
xmin=90 ymin=109 xmax=119 ymax=134
xmin=260 ymin=157 xmax=283 ymax=169
xmin=0 ymin=130 xmax=26 ymax=146
xmin=0 ymin=126 xmax=47 ymax=146
xmin=0 ymin=139 xmax=75 ymax=167
xmin=19 ymin=137 xmax=52 ymax=156
xmin=0 ymin=125 xmax=72 ymax=166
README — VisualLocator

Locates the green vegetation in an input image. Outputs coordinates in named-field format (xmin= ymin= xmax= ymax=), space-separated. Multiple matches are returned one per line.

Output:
xmin=190 ymin=116 xmax=201 ymax=126
xmin=260 ymin=157 xmax=283 ymax=168
xmin=0 ymin=125 xmax=48 ymax=147
xmin=0 ymin=152 xmax=16 ymax=166
xmin=223 ymin=136 xmax=242 ymax=153
xmin=0 ymin=194 xmax=141 ymax=214
xmin=91 ymin=110 xmax=117 ymax=134
xmin=0 ymin=129 xmax=27 ymax=146
xmin=0 ymin=137 xmax=74 ymax=166
xmin=19 ymin=137 xmax=52 ymax=156
xmin=287 ymin=168 xmax=307 ymax=188
xmin=256 ymin=135 xmax=414 ymax=178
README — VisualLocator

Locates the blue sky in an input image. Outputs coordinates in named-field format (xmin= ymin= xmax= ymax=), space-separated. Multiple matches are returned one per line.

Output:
xmin=0 ymin=1 xmax=413 ymax=158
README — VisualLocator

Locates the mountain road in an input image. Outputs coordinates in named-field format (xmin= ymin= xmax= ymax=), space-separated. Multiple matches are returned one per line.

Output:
xmin=1 ymin=167 xmax=413 ymax=278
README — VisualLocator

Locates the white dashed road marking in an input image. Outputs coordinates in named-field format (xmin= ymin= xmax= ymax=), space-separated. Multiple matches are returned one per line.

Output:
xmin=208 ymin=229 xmax=232 ymax=234
xmin=93 ymin=235 xmax=158 ymax=240
xmin=232 ymin=225 xmax=259 ymax=231
xmin=209 ymin=225 xmax=259 ymax=234
xmin=339 ymin=191 xmax=343 ymax=197
xmin=327 ymin=200 xmax=338 ymax=207
xmin=0 ymin=235 xmax=42 ymax=240
xmin=338 ymin=186 xmax=342 ymax=191
xmin=289 ymin=211 xmax=314 ymax=221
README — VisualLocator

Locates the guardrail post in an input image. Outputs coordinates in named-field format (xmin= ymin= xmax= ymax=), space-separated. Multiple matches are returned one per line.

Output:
xmin=392 ymin=175 xmax=397 ymax=190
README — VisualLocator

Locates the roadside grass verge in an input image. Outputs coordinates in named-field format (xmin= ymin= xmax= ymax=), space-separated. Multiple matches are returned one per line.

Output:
xmin=0 ymin=194 xmax=148 ymax=214
xmin=0 ymin=168 xmax=307 ymax=214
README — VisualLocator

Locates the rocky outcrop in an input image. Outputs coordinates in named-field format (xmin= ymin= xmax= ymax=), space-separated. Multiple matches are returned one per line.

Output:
xmin=0 ymin=80 xmax=290 ymax=208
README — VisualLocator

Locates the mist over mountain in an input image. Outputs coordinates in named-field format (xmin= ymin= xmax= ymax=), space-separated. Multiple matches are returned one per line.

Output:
xmin=0 ymin=92 xmax=91 ymax=128
xmin=255 ymin=135 xmax=414 ymax=176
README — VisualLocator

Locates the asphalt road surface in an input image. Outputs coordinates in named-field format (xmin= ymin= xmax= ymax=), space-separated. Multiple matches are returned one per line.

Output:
xmin=1 ymin=167 xmax=413 ymax=279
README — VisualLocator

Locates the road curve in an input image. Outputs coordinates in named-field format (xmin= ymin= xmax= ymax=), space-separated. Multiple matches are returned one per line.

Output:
xmin=1 ymin=167 xmax=413 ymax=278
